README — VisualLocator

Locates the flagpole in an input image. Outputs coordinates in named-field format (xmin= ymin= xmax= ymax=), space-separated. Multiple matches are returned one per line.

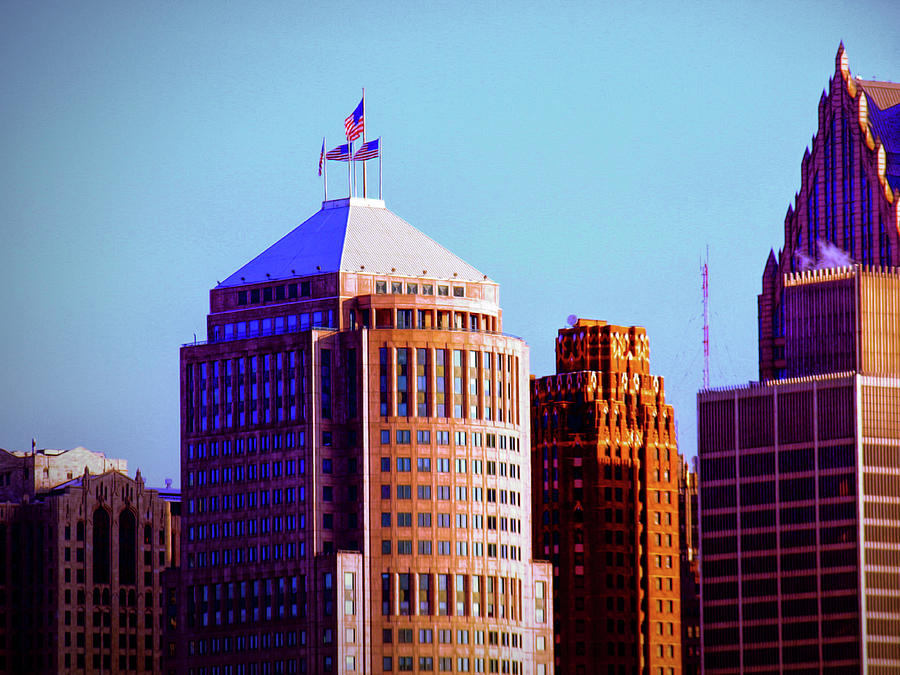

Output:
xmin=323 ymin=136 xmax=328 ymax=202
xmin=361 ymin=88 xmax=367 ymax=199
xmin=379 ymin=137 xmax=383 ymax=200
xmin=348 ymin=140 xmax=353 ymax=198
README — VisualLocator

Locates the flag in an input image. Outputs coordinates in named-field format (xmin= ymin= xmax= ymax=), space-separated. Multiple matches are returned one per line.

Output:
xmin=344 ymin=98 xmax=364 ymax=141
xmin=318 ymin=137 xmax=325 ymax=176
xmin=353 ymin=138 xmax=379 ymax=161
xmin=325 ymin=143 xmax=350 ymax=161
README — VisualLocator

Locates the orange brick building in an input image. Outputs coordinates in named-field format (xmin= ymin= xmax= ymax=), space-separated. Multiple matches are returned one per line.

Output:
xmin=178 ymin=196 xmax=554 ymax=674
xmin=531 ymin=320 xmax=682 ymax=675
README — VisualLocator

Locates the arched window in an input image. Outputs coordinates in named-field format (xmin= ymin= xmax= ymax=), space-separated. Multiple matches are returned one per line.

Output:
xmin=92 ymin=508 xmax=111 ymax=584
xmin=119 ymin=510 xmax=137 ymax=585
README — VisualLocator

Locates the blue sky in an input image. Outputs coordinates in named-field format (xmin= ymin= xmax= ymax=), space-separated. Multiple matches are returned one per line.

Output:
xmin=2 ymin=1 xmax=898 ymax=486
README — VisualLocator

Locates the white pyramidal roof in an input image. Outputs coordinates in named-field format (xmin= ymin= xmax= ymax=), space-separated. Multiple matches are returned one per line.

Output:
xmin=218 ymin=198 xmax=489 ymax=288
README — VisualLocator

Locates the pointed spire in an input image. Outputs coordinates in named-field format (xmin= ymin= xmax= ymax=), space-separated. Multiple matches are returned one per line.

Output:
xmin=836 ymin=42 xmax=849 ymax=78
xmin=764 ymin=250 xmax=778 ymax=278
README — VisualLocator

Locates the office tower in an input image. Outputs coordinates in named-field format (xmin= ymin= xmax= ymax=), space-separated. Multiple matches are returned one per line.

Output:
xmin=699 ymin=44 xmax=900 ymax=675
xmin=700 ymin=266 xmax=900 ymax=674
xmin=677 ymin=461 xmax=699 ymax=675
xmin=178 ymin=196 xmax=554 ymax=674
xmin=531 ymin=319 xmax=682 ymax=675
xmin=0 ymin=446 xmax=180 ymax=674
xmin=757 ymin=43 xmax=899 ymax=381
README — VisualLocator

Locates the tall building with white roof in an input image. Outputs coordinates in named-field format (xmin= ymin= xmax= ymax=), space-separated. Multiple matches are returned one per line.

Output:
xmin=178 ymin=196 xmax=554 ymax=674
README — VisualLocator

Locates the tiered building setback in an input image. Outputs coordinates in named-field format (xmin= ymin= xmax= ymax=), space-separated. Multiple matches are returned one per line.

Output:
xmin=178 ymin=196 xmax=554 ymax=674
xmin=531 ymin=320 xmax=682 ymax=675
xmin=758 ymin=43 xmax=900 ymax=381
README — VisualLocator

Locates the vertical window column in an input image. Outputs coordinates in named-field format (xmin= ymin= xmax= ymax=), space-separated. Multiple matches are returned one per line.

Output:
xmin=249 ymin=357 xmax=258 ymax=424
xmin=483 ymin=351 xmax=492 ymax=421
xmin=453 ymin=350 xmax=464 ymax=418
xmin=186 ymin=363 xmax=195 ymax=432
xmin=435 ymin=349 xmax=447 ymax=418
xmin=289 ymin=351 xmax=297 ymax=421
xmin=416 ymin=348 xmax=429 ymax=418
xmin=396 ymin=348 xmax=409 ymax=417
xmin=299 ymin=350 xmax=308 ymax=421
xmin=225 ymin=360 xmax=234 ymax=428
xmin=418 ymin=573 xmax=431 ymax=615
xmin=320 ymin=350 xmax=331 ymax=419
xmin=379 ymin=348 xmax=389 ymax=417
xmin=468 ymin=351 xmax=479 ymax=419
xmin=200 ymin=362 xmax=208 ymax=431
xmin=212 ymin=361 xmax=221 ymax=429
xmin=347 ymin=349 xmax=358 ymax=419
xmin=263 ymin=354 xmax=272 ymax=423
xmin=238 ymin=358 xmax=246 ymax=426
xmin=275 ymin=353 xmax=284 ymax=422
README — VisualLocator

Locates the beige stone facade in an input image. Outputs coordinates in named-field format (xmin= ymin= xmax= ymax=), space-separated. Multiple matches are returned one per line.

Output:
xmin=0 ymin=447 xmax=179 ymax=674
xmin=178 ymin=197 xmax=554 ymax=674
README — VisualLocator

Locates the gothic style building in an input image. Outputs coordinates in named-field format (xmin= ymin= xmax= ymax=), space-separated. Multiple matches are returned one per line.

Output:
xmin=531 ymin=320 xmax=682 ymax=675
xmin=700 ymin=46 xmax=900 ymax=674
xmin=0 ymin=446 xmax=180 ymax=674
xmin=178 ymin=196 xmax=554 ymax=674
xmin=758 ymin=44 xmax=900 ymax=380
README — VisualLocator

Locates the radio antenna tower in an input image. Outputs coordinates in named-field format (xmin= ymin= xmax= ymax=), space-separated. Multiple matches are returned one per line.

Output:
xmin=701 ymin=246 xmax=710 ymax=389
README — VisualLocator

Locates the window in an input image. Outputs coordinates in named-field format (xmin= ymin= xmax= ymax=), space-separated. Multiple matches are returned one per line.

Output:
xmin=396 ymin=430 xmax=411 ymax=444
xmin=397 ymin=457 xmax=411 ymax=472
xmin=453 ymin=286 xmax=465 ymax=297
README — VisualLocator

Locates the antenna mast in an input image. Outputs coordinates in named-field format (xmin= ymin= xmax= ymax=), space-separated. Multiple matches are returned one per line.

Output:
xmin=702 ymin=246 xmax=709 ymax=389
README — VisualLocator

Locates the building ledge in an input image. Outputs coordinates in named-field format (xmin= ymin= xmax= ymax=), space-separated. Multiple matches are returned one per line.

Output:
xmin=323 ymin=197 xmax=385 ymax=210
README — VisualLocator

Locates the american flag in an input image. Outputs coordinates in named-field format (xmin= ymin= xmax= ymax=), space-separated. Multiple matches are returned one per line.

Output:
xmin=318 ymin=137 xmax=325 ymax=176
xmin=353 ymin=138 xmax=379 ymax=161
xmin=344 ymin=98 xmax=364 ymax=141
xmin=325 ymin=143 xmax=350 ymax=161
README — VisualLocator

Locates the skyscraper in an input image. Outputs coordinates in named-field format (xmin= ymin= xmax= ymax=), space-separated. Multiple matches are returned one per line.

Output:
xmin=757 ymin=43 xmax=899 ymax=381
xmin=699 ymin=45 xmax=900 ymax=674
xmin=531 ymin=319 xmax=682 ymax=675
xmin=0 ymin=446 xmax=180 ymax=674
xmin=178 ymin=196 xmax=554 ymax=674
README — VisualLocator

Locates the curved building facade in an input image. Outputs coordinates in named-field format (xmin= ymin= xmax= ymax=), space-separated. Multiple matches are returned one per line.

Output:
xmin=178 ymin=197 xmax=553 ymax=674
